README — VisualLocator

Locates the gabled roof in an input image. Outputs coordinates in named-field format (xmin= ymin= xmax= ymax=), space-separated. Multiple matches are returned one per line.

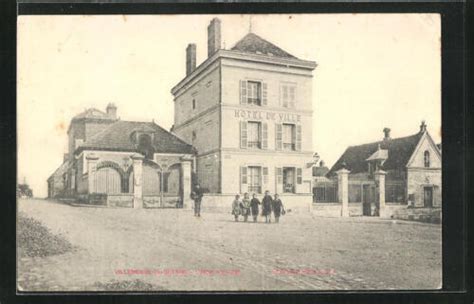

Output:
xmin=327 ymin=132 xmax=424 ymax=177
xmin=48 ymin=160 xmax=70 ymax=181
xmin=75 ymin=120 xmax=193 ymax=155
xmin=231 ymin=33 xmax=297 ymax=59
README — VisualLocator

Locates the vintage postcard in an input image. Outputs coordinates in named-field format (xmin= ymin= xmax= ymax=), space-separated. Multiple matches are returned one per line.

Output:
xmin=17 ymin=14 xmax=442 ymax=291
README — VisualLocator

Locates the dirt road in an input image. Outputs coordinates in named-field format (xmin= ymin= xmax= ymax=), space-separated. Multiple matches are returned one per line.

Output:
xmin=17 ymin=199 xmax=441 ymax=291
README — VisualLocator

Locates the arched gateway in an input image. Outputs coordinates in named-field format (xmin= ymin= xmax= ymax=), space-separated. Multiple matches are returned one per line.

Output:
xmin=48 ymin=106 xmax=195 ymax=208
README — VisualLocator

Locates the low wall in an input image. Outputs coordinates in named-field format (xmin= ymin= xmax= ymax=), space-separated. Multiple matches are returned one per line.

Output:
xmin=198 ymin=193 xmax=313 ymax=214
xmin=312 ymin=202 xmax=407 ymax=218
xmin=107 ymin=194 xmax=133 ymax=208
xmin=391 ymin=207 xmax=441 ymax=224
xmin=143 ymin=195 xmax=181 ymax=208
xmin=384 ymin=203 xmax=408 ymax=218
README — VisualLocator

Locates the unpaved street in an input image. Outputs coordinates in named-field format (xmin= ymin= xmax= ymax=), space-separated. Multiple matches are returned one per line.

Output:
xmin=17 ymin=199 xmax=441 ymax=291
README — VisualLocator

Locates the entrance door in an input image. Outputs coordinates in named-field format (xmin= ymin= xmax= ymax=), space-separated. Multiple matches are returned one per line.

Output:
xmin=362 ymin=184 xmax=372 ymax=216
xmin=424 ymin=187 xmax=433 ymax=208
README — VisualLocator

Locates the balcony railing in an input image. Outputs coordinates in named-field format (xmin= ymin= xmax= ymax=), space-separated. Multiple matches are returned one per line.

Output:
xmin=248 ymin=185 xmax=262 ymax=193
xmin=247 ymin=98 xmax=261 ymax=106
xmin=284 ymin=184 xmax=295 ymax=193
xmin=248 ymin=141 xmax=261 ymax=149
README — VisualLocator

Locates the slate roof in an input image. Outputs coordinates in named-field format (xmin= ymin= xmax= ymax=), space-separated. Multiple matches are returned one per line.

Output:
xmin=231 ymin=33 xmax=297 ymax=59
xmin=327 ymin=132 xmax=424 ymax=177
xmin=75 ymin=120 xmax=193 ymax=155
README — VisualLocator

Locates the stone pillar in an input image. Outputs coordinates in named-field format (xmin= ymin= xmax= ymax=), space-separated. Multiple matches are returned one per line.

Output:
xmin=180 ymin=155 xmax=193 ymax=210
xmin=336 ymin=168 xmax=350 ymax=217
xmin=131 ymin=154 xmax=144 ymax=209
xmin=375 ymin=170 xmax=387 ymax=218
xmin=86 ymin=154 xmax=99 ymax=194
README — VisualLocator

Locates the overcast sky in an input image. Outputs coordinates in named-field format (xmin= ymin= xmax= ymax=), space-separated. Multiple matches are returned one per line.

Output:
xmin=18 ymin=14 xmax=441 ymax=197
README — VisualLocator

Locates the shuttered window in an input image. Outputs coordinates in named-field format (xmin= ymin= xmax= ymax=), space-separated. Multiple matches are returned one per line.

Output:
xmin=247 ymin=81 xmax=261 ymax=105
xmin=248 ymin=166 xmax=262 ymax=194
xmin=247 ymin=122 xmax=261 ymax=149
xmin=240 ymin=80 xmax=266 ymax=106
xmin=283 ymin=124 xmax=295 ymax=151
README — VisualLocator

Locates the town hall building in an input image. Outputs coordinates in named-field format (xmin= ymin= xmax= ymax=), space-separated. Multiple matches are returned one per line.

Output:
xmin=171 ymin=18 xmax=317 ymax=210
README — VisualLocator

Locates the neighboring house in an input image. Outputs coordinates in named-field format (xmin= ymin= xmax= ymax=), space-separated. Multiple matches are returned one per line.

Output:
xmin=47 ymin=154 xmax=70 ymax=198
xmin=48 ymin=104 xmax=194 ymax=208
xmin=171 ymin=18 xmax=317 ymax=210
xmin=327 ymin=121 xmax=442 ymax=209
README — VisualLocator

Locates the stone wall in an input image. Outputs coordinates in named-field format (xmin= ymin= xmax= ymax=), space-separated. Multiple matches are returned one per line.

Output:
xmin=407 ymin=168 xmax=442 ymax=207
xmin=107 ymin=194 xmax=134 ymax=208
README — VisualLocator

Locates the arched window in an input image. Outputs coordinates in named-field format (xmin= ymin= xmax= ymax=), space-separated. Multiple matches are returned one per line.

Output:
xmin=424 ymin=150 xmax=430 ymax=168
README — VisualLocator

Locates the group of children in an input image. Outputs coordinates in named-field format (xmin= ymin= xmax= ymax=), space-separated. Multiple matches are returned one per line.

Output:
xmin=232 ymin=191 xmax=286 ymax=223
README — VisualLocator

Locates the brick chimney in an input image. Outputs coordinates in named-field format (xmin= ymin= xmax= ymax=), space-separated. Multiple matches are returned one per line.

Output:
xmin=106 ymin=103 xmax=117 ymax=119
xmin=383 ymin=127 xmax=391 ymax=140
xmin=207 ymin=18 xmax=221 ymax=58
xmin=320 ymin=160 xmax=325 ymax=167
xmin=186 ymin=43 xmax=197 ymax=76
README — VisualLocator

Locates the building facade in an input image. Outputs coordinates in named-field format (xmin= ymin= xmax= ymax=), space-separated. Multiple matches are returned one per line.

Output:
xmin=48 ymin=105 xmax=194 ymax=208
xmin=171 ymin=18 xmax=317 ymax=210
xmin=326 ymin=122 xmax=442 ymax=215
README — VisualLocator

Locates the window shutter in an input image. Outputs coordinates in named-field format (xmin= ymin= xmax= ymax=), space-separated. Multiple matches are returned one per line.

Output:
xmin=261 ymin=123 xmax=268 ymax=149
xmin=262 ymin=167 xmax=269 ymax=184
xmin=240 ymin=121 xmax=248 ymax=149
xmin=262 ymin=82 xmax=268 ymax=106
xmin=240 ymin=80 xmax=247 ymax=104
xmin=275 ymin=167 xmax=283 ymax=194
xmin=276 ymin=167 xmax=283 ymax=184
xmin=275 ymin=124 xmax=283 ymax=150
xmin=297 ymin=168 xmax=303 ymax=184
xmin=296 ymin=124 xmax=302 ymax=151
xmin=240 ymin=166 xmax=248 ymax=193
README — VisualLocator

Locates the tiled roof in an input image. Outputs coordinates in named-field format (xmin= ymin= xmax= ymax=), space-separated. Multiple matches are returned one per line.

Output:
xmin=327 ymin=132 xmax=424 ymax=177
xmin=75 ymin=120 xmax=193 ymax=155
xmin=231 ymin=33 xmax=297 ymax=59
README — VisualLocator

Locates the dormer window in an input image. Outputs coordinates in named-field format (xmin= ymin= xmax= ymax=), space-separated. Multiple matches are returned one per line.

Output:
xmin=424 ymin=150 xmax=430 ymax=168
xmin=131 ymin=131 xmax=155 ymax=160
